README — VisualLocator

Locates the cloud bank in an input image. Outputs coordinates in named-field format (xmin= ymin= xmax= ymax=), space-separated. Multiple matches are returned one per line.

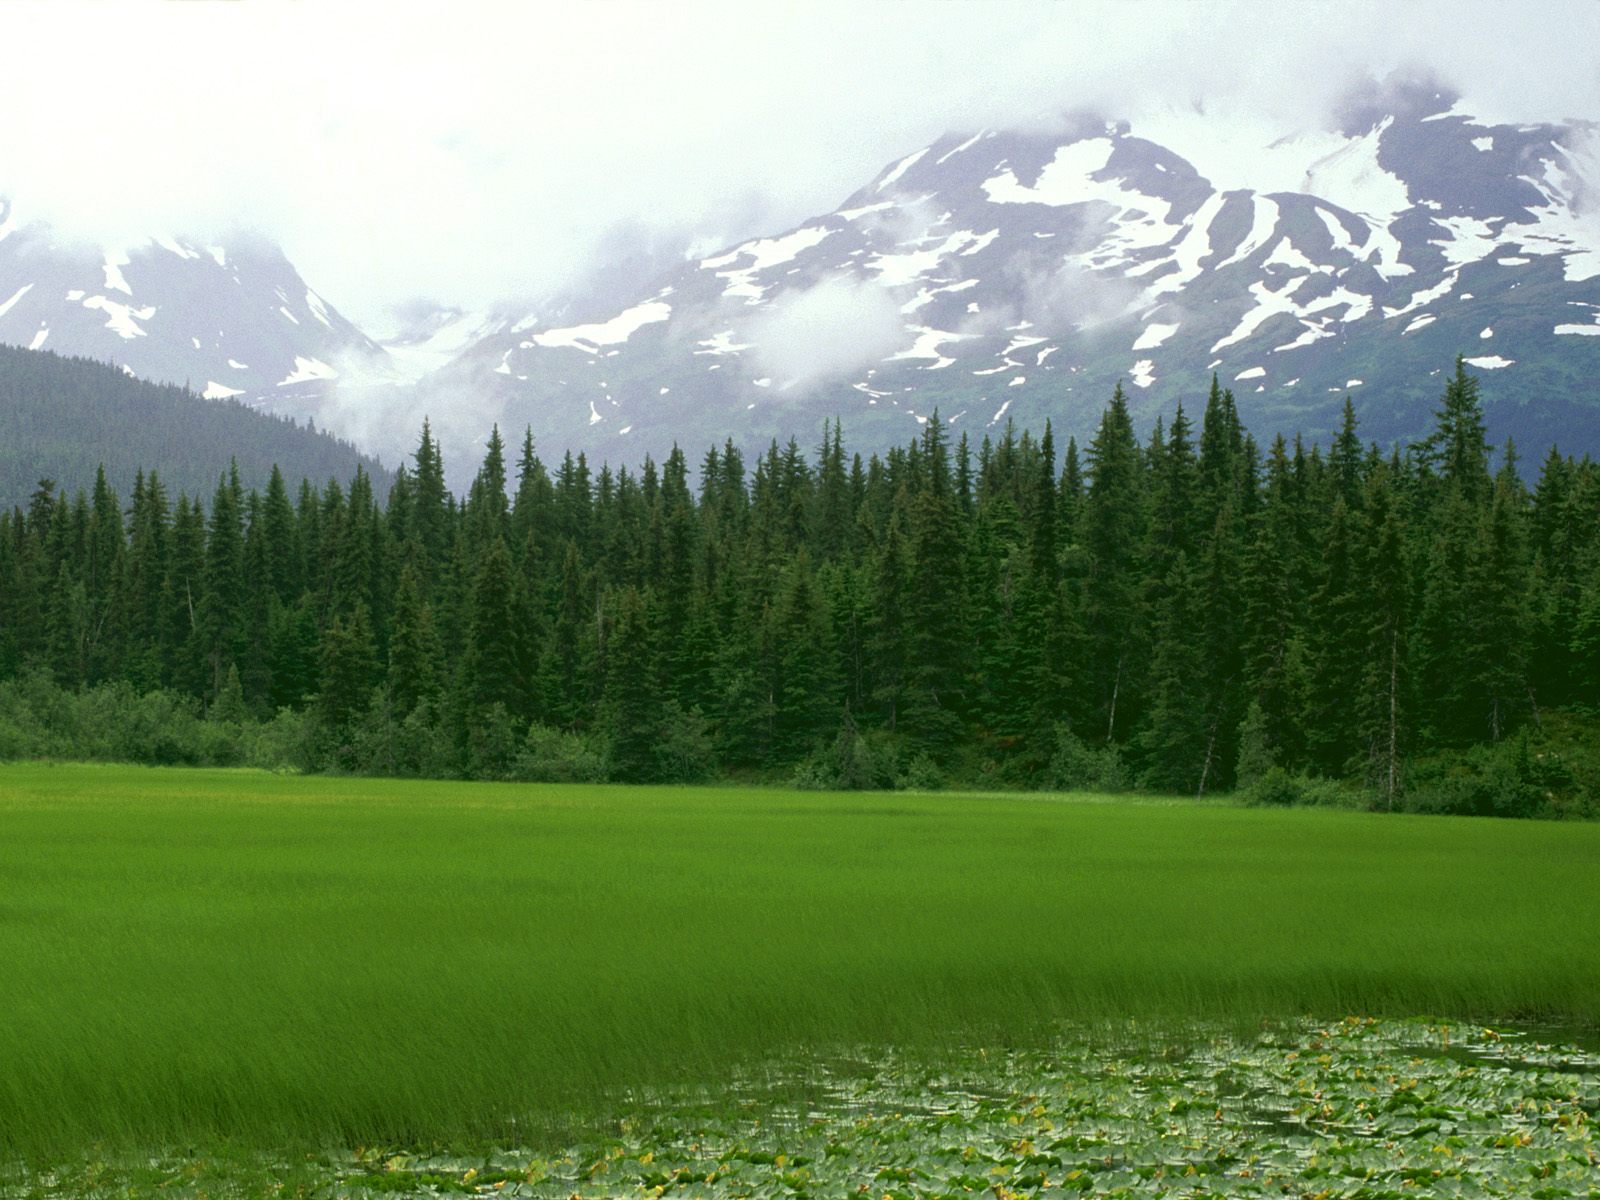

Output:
xmin=748 ymin=276 xmax=909 ymax=390
xmin=2 ymin=1 xmax=1597 ymax=331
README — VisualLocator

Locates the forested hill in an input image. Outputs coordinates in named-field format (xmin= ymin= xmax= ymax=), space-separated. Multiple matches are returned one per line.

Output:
xmin=0 ymin=344 xmax=391 ymax=510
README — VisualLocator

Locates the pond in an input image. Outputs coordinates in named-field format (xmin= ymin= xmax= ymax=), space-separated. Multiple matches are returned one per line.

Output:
xmin=5 ymin=1017 xmax=1597 ymax=1198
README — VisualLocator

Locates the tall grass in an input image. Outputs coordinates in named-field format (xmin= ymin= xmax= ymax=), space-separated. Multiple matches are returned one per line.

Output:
xmin=2 ymin=763 xmax=1597 ymax=1157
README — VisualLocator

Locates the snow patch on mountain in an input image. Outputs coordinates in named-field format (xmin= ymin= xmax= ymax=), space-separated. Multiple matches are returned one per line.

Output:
xmin=1435 ymin=216 xmax=1498 ymax=267
xmin=154 ymin=234 xmax=199 ymax=260
xmin=102 ymin=252 xmax=132 ymax=296
xmin=877 ymin=147 xmax=929 ymax=192
xmin=278 ymin=355 xmax=338 ymax=386
xmin=1514 ymin=142 xmax=1600 ymax=281
xmin=1301 ymin=119 xmax=1410 ymax=229
xmin=868 ymin=229 xmax=990 ymax=287
xmin=82 ymin=295 xmax=154 ymax=339
xmin=702 ymin=227 xmax=834 ymax=302
xmin=1144 ymin=192 xmax=1227 ymax=297
xmin=306 ymin=291 xmax=334 ymax=328
xmin=529 ymin=300 xmax=671 ymax=352
xmin=1133 ymin=322 xmax=1180 ymax=350
xmin=695 ymin=329 xmax=753 ymax=356
xmin=0 ymin=284 xmax=32 ymax=320
xmin=889 ymin=325 xmax=967 ymax=371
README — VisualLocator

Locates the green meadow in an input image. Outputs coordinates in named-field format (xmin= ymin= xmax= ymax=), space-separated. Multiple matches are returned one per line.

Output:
xmin=2 ymin=763 xmax=1598 ymax=1162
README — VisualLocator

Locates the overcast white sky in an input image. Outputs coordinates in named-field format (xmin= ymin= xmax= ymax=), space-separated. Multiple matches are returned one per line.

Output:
xmin=4 ymin=0 xmax=1597 ymax=334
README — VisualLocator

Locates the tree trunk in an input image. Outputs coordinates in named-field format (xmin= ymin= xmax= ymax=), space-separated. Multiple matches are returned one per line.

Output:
xmin=1105 ymin=657 xmax=1122 ymax=744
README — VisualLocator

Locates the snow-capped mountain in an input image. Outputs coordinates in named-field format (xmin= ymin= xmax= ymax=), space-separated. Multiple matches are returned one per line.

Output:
xmin=432 ymin=90 xmax=1600 ymax=464
xmin=0 ymin=203 xmax=386 ymax=404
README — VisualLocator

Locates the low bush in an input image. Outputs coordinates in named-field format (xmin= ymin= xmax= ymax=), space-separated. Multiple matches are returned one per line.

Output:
xmin=1048 ymin=728 xmax=1129 ymax=793
xmin=515 ymin=723 xmax=610 ymax=783
xmin=1242 ymin=767 xmax=1368 ymax=810
xmin=898 ymin=751 xmax=944 ymax=791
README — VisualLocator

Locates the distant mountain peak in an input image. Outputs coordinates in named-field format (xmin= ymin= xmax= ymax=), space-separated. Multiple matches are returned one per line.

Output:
xmin=404 ymin=102 xmax=1600 ymax=470
xmin=0 ymin=207 xmax=386 ymax=404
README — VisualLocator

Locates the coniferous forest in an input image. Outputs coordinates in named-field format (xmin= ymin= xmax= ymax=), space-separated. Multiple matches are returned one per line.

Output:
xmin=0 ymin=343 xmax=391 ymax=511
xmin=3 ymin=358 xmax=1599 ymax=816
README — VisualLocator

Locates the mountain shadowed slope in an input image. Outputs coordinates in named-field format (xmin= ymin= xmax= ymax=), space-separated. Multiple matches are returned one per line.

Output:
xmin=0 ymin=343 xmax=391 ymax=510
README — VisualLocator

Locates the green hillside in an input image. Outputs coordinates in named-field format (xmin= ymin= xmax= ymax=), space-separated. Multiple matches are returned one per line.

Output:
xmin=0 ymin=344 xmax=392 ymax=509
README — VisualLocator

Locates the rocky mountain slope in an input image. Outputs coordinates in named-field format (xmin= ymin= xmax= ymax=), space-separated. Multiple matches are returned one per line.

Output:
xmin=0 ymin=203 xmax=386 ymax=407
xmin=430 ymin=91 xmax=1600 ymax=465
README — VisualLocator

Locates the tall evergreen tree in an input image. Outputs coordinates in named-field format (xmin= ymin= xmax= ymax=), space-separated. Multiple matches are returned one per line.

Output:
xmin=1081 ymin=385 xmax=1147 ymax=742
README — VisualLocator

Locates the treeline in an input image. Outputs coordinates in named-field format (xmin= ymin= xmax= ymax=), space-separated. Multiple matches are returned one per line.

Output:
xmin=0 ymin=343 xmax=390 ymax=510
xmin=2 ymin=358 xmax=1598 ymax=815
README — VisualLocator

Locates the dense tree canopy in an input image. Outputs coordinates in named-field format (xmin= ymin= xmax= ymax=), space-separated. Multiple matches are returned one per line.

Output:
xmin=3 ymin=358 xmax=1597 ymax=812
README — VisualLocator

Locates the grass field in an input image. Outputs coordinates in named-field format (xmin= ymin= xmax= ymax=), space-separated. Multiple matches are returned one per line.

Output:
xmin=2 ymin=763 xmax=1598 ymax=1160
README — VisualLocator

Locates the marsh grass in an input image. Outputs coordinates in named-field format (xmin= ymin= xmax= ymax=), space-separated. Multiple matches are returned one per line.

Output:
xmin=2 ymin=763 xmax=1597 ymax=1159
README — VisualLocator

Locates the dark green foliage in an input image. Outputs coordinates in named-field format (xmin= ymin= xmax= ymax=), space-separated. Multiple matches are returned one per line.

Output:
xmin=315 ymin=602 xmax=377 ymax=746
xmin=2 ymin=360 xmax=1593 ymax=811
xmin=1049 ymin=728 xmax=1128 ymax=793
xmin=0 ymin=343 xmax=388 ymax=511
xmin=598 ymin=586 xmax=662 ymax=782
xmin=386 ymin=563 xmax=443 ymax=715
xmin=0 ymin=670 xmax=304 ymax=769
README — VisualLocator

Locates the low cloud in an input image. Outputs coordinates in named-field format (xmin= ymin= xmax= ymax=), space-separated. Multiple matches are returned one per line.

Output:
xmin=4 ymin=1 xmax=1597 ymax=336
xmin=747 ymin=276 xmax=908 ymax=390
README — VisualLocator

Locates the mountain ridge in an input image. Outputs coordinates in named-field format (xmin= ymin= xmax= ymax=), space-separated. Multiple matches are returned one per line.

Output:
xmin=5 ymin=90 xmax=1599 ymax=478
xmin=408 ymin=90 xmax=1600 ymax=471
xmin=0 ymin=203 xmax=388 ymax=406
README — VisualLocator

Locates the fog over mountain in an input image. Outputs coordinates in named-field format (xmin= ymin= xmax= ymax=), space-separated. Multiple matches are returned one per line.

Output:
xmin=377 ymin=89 xmax=1600 ymax=476
xmin=3 ymin=1 xmax=1597 ymax=329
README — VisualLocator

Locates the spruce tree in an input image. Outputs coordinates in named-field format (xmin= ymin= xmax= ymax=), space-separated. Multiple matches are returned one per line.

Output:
xmin=600 ymin=585 xmax=662 ymax=781
xmin=1469 ymin=471 xmax=1532 ymax=740
xmin=1303 ymin=498 xmax=1365 ymax=774
xmin=1357 ymin=468 xmax=1410 ymax=806
xmin=771 ymin=551 xmax=837 ymax=760
xmin=1081 ymin=385 xmax=1147 ymax=742
xmin=164 ymin=493 xmax=208 ymax=696
xmin=316 ymin=602 xmax=377 ymax=741
xmin=1137 ymin=551 xmax=1208 ymax=794
xmin=902 ymin=419 xmax=968 ymax=752
xmin=387 ymin=562 xmax=443 ymax=715
xmin=198 ymin=467 xmax=247 ymax=703
xmin=456 ymin=536 xmax=525 ymax=726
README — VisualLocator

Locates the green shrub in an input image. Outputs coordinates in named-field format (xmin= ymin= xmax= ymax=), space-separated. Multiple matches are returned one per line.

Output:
xmin=1244 ymin=766 xmax=1303 ymax=807
xmin=1403 ymin=743 xmax=1543 ymax=817
xmin=1048 ymin=728 xmax=1128 ymax=793
xmin=1242 ymin=768 xmax=1366 ymax=809
xmin=465 ymin=703 xmax=524 ymax=781
xmin=898 ymin=752 xmax=944 ymax=791
xmin=245 ymin=708 xmax=314 ymax=773
xmin=791 ymin=716 xmax=891 ymax=791
xmin=515 ymin=724 xmax=609 ymax=784
xmin=653 ymin=703 xmax=716 ymax=783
